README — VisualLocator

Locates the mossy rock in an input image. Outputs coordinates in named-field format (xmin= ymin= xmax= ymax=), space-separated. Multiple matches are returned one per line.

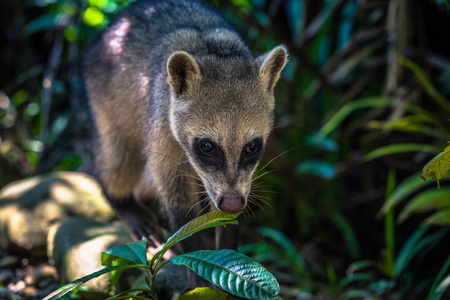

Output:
xmin=0 ymin=172 xmax=115 ymax=253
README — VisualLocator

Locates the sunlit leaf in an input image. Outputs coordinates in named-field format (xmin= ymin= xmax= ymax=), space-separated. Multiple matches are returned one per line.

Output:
xmin=421 ymin=142 xmax=450 ymax=188
xmin=179 ymin=287 xmax=229 ymax=300
xmin=398 ymin=188 xmax=450 ymax=223
xmin=88 ymin=0 xmax=108 ymax=9
xmin=83 ymin=7 xmax=105 ymax=27
xmin=170 ymin=249 xmax=280 ymax=300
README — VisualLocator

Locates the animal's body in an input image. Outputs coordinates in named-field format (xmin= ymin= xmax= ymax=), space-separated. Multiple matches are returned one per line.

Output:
xmin=83 ymin=0 xmax=287 ymax=286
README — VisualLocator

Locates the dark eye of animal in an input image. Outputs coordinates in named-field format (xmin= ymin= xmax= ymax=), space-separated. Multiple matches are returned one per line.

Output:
xmin=199 ymin=139 xmax=215 ymax=156
xmin=245 ymin=140 xmax=259 ymax=155
xmin=245 ymin=139 xmax=261 ymax=156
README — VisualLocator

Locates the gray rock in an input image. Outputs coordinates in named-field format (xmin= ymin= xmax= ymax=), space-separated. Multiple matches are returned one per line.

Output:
xmin=47 ymin=217 xmax=132 ymax=298
xmin=0 ymin=172 xmax=116 ymax=252
xmin=0 ymin=256 xmax=20 ymax=268
xmin=24 ymin=265 xmax=58 ymax=286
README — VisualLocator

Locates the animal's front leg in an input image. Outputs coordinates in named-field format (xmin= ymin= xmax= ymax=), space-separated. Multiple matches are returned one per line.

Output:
xmin=163 ymin=196 xmax=212 ymax=288
xmin=215 ymin=219 xmax=240 ymax=250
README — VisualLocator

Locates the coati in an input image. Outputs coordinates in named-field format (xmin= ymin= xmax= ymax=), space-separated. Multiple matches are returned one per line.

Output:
xmin=83 ymin=0 xmax=287 ymax=283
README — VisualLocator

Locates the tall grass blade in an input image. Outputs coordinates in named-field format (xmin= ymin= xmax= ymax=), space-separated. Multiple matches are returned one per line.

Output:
xmin=364 ymin=144 xmax=439 ymax=161
xmin=427 ymin=255 xmax=450 ymax=300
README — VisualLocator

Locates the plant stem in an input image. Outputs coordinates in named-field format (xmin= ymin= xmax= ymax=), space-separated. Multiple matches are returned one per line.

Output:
xmin=150 ymin=260 xmax=171 ymax=291
xmin=384 ymin=168 xmax=396 ymax=277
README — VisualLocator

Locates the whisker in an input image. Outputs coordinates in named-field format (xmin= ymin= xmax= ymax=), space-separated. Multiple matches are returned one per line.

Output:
xmin=197 ymin=199 xmax=213 ymax=218
xmin=247 ymin=197 xmax=264 ymax=211
xmin=251 ymin=170 xmax=277 ymax=182
xmin=253 ymin=148 xmax=295 ymax=178
xmin=244 ymin=204 xmax=256 ymax=218
xmin=251 ymin=198 xmax=274 ymax=210
xmin=250 ymin=189 xmax=280 ymax=195
xmin=186 ymin=196 xmax=209 ymax=218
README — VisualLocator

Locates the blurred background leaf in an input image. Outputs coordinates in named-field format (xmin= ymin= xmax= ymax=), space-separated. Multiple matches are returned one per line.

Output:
xmin=1 ymin=0 xmax=450 ymax=298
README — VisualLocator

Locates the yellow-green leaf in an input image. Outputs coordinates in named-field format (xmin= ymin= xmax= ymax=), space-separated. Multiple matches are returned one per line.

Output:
xmin=179 ymin=287 xmax=229 ymax=300
xmin=421 ymin=142 xmax=450 ymax=188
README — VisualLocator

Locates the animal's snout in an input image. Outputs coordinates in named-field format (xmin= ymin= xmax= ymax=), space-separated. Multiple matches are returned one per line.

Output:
xmin=218 ymin=196 xmax=245 ymax=214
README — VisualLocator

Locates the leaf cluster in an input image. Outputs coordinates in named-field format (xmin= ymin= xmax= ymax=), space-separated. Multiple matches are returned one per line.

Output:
xmin=43 ymin=211 xmax=281 ymax=300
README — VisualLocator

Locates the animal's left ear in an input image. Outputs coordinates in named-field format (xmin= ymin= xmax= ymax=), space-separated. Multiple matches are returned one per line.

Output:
xmin=258 ymin=45 xmax=288 ymax=93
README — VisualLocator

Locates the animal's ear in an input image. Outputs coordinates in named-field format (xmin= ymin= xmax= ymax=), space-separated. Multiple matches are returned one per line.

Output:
xmin=258 ymin=45 xmax=288 ymax=93
xmin=167 ymin=51 xmax=201 ymax=97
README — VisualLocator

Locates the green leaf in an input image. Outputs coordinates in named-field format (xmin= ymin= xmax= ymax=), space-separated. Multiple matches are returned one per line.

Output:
xmin=258 ymin=227 xmax=306 ymax=271
xmin=319 ymin=97 xmax=393 ymax=137
xmin=421 ymin=142 xmax=450 ymax=189
xmin=102 ymin=239 xmax=147 ymax=266
xmin=330 ymin=212 xmax=360 ymax=259
xmin=364 ymin=143 xmax=440 ymax=161
xmin=400 ymin=57 xmax=450 ymax=113
xmin=340 ymin=289 xmax=380 ymax=299
xmin=179 ymin=287 xmax=229 ymax=300
xmin=398 ymin=188 xmax=450 ymax=223
xmin=43 ymin=265 xmax=146 ymax=300
xmin=296 ymin=159 xmax=336 ymax=179
xmin=432 ymin=274 xmax=450 ymax=300
xmin=428 ymin=255 xmax=450 ymax=300
xmin=170 ymin=249 xmax=280 ymax=300
xmin=24 ymin=13 xmax=69 ymax=35
xmin=395 ymin=227 xmax=444 ymax=276
xmin=155 ymin=211 xmax=239 ymax=264
xmin=379 ymin=173 xmax=450 ymax=216
xmin=424 ymin=208 xmax=450 ymax=226
xmin=306 ymin=134 xmax=339 ymax=151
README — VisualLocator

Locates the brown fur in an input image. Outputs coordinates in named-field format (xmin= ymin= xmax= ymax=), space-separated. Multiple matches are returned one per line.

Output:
xmin=83 ymin=0 xmax=287 ymax=271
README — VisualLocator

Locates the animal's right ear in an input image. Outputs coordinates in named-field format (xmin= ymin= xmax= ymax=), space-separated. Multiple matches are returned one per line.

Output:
xmin=167 ymin=51 xmax=201 ymax=98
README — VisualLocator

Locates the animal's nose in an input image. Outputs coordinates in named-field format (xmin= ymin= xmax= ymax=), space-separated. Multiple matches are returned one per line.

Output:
xmin=218 ymin=196 xmax=245 ymax=214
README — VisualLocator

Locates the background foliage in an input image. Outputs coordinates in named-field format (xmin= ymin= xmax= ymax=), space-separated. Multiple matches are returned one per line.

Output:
xmin=1 ymin=0 xmax=450 ymax=299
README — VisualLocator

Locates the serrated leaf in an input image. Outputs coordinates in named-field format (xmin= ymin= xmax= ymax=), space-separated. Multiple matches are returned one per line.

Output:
xmin=43 ymin=265 xmax=141 ymax=300
xmin=421 ymin=142 xmax=450 ymax=188
xmin=179 ymin=287 xmax=229 ymax=300
xmin=398 ymin=188 xmax=450 ymax=222
xmin=102 ymin=238 xmax=147 ymax=266
xmin=170 ymin=249 xmax=280 ymax=300
xmin=424 ymin=208 xmax=450 ymax=226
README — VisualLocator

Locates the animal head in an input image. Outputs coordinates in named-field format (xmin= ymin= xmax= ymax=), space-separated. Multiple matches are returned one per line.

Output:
xmin=167 ymin=46 xmax=287 ymax=214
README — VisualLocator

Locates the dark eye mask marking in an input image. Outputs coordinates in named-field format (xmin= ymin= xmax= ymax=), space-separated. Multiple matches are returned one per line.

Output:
xmin=193 ymin=137 xmax=226 ymax=170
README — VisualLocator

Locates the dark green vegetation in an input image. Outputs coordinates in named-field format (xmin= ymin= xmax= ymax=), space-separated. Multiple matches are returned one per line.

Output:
xmin=1 ymin=0 xmax=450 ymax=299
xmin=44 ymin=211 xmax=280 ymax=300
